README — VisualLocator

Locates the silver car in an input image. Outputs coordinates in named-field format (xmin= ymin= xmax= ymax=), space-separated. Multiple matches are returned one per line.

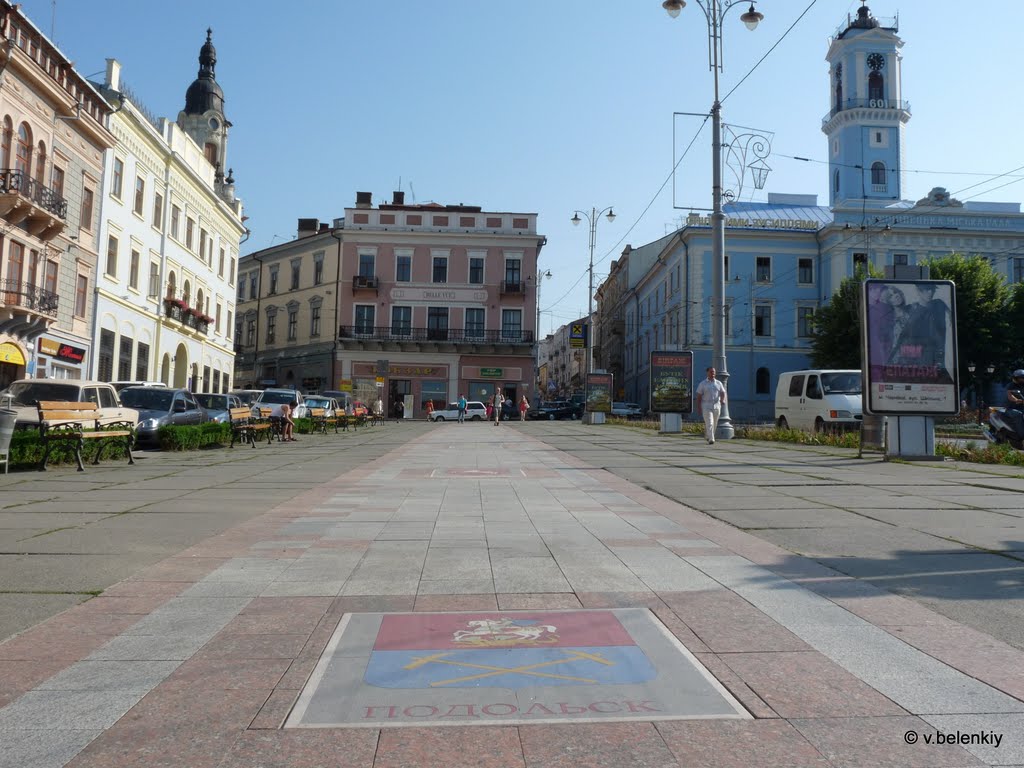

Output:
xmin=193 ymin=393 xmax=243 ymax=424
xmin=0 ymin=380 xmax=139 ymax=428
xmin=118 ymin=387 xmax=208 ymax=445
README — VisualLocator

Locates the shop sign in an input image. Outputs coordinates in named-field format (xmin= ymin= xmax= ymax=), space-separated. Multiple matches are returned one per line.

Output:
xmin=569 ymin=323 xmax=587 ymax=349
xmin=338 ymin=379 xmax=353 ymax=392
xmin=480 ymin=367 xmax=503 ymax=378
xmin=649 ymin=350 xmax=693 ymax=414
xmin=37 ymin=337 xmax=86 ymax=364
xmin=0 ymin=342 xmax=26 ymax=365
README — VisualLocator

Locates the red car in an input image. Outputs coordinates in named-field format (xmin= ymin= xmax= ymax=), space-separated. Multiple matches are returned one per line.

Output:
xmin=350 ymin=401 xmax=369 ymax=417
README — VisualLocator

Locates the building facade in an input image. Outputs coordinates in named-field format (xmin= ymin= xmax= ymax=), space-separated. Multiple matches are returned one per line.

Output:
xmin=536 ymin=316 xmax=586 ymax=400
xmin=598 ymin=3 xmax=1024 ymax=421
xmin=0 ymin=1 xmax=115 ymax=385
xmin=235 ymin=192 xmax=543 ymax=417
xmin=91 ymin=33 xmax=245 ymax=392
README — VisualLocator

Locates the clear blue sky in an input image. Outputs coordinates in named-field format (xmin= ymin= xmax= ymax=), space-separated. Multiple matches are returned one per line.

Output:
xmin=23 ymin=0 xmax=1024 ymax=334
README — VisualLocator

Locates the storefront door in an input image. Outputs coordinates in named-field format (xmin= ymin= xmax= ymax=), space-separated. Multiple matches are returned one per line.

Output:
xmin=389 ymin=379 xmax=411 ymax=418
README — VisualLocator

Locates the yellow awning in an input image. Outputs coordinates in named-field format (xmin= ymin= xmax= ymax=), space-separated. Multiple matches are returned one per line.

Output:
xmin=0 ymin=342 xmax=26 ymax=366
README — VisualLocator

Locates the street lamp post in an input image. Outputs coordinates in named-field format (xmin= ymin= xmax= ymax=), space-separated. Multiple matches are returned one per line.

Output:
xmin=571 ymin=207 xmax=615 ymax=385
xmin=663 ymin=0 xmax=763 ymax=439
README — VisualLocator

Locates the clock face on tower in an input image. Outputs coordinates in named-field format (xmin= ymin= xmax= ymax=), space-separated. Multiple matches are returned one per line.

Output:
xmin=867 ymin=53 xmax=885 ymax=71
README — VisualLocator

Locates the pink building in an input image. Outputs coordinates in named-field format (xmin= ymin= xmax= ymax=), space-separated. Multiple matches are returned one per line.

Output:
xmin=234 ymin=191 xmax=545 ymax=417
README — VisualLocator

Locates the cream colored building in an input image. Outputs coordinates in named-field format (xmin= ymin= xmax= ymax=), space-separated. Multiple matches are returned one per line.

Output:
xmin=92 ymin=33 xmax=244 ymax=391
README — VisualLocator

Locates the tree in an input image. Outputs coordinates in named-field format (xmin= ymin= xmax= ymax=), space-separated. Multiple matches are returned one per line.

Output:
xmin=808 ymin=266 xmax=877 ymax=368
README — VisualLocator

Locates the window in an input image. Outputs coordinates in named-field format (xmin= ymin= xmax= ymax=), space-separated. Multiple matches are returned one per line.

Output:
xmin=291 ymin=259 xmax=301 ymax=290
xmin=469 ymin=257 xmax=484 ymax=284
xmin=432 ymin=256 xmax=447 ymax=283
xmin=755 ymin=256 xmax=771 ymax=282
xmin=45 ymin=259 xmax=57 ymax=295
xmin=199 ymin=229 xmax=208 ymax=263
xmin=754 ymin=304 xmax=772 ymax=337
xmin=396 ymin=254 xmax=411 ymax=282
xmin=230 ymin=256 xmax=236 ymax=286
xmin=798 ymin=258 xmax=814 ymax=284
xmin=118 ymin=336 xmax=133 ymax=381
xmin=834 ymin=170 xmax=840 ymax=194
xmin=148 ymin=261 xmax=160 ymax=298
xmin=246 ymin=316 xmax=256 ymax=345
xmin=1014 ymin=257 xmax=1024 ymax=284
xmin=7 ymin=241 xmax=23 ymax=287
xmin=871 ymin=162 xmax=887 ymax=188
xmin=288 ymin=309 xmax=298 ymax=340
xmin=465 ymin=307 xmax=484 ymax=338
xmin=105 ymin=235 xmax=118 ymax=277
xmin=0 ymin=117 xmax=10 ymax=168
xmin=893 ymin=253 xmax=908 ymax=266
xmin=215 ymin=303 xmax=222 ymax=334
xmin=51 ymin=166 xmax=65 ymax=197
xmin=186 ymin=218 xmax=195 ymax=250
xmin=355 ymin=305 xmax=375 ymax=334
xmin=797 ymin=306 xmax=814 ymax=338
xmin=723 ymin=301 xmax=732 ymax=337
xmin=129 ymin=249 xmax=140 ymax=289
xmin=756 ymin=367 xmax=771 ymax=394
xmin=266 ymin=313 xmax=276 ymax=344
xmin=502 ymin=309 xmax=523 ymax=340
xmin=268 ymin=266 xmax=278 ymax=295
xmin=81 ymin=188 xmax=94 ymax=231
xmin=249 ymin=272 xmax=258 ymax=299
xmin=391 ymin=306 xmax=411 ymax=336
xmin=152 ymin=192 xmax=163 ymax=229
xmin=75 ymin=275 xmax=88 ymax=317
xmin=868 ymin=71 xmax=884 ymax=101
xmin=98 ymin=329 xmax=114 ymax=381
xmin=427 ymin=307 xmax=448 ymax=340
xmin=133 ymin=175 xmax=145 ymax=215
xmin=358 ymin=253 xmax=375 ymax=278
xmin=505 ymin=258 xmax=521 ymax=285
xmin=853 ymin=253 xmax=868 ymax=270
xmin=171 ymin=205 xmax=180 ymax=239
xmin=219 ymin=248 xmax=225 ymax=277
xmin=35 ymin=141 xmax=45 ymax=184
xmin=310 ymin=305 xmax=321 ymax=336
xmin=15 ymin=123 xmax=32 ymax=176
xmin=136 ymin=342 xmax=149 ymax=381
xmin=314 ymin=252 xmax=324 ymax=285
xmin=111 ymin=157 xmax=123 ymax=197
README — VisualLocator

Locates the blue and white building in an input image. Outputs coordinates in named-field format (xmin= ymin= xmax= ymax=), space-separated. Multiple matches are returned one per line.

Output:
xmin=597 ymin=3 xmax=1024 ymax=421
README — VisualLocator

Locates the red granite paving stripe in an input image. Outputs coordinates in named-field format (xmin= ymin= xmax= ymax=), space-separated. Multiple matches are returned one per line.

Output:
xmin=576 ymin=592 xmax=668 ymax=609
xmin=717 ymin=651 xmax=908 ymax=718
xmin=649 ymin=605 xmax=711 ymax=654
xmin=327 ymin=595 xmax=417 ymax=618
xmin=193 ymin=633 xmax=308 ymax=660
xmin=33 ymin=609 xmax=142 ymax=636
xmin=248 ymin=548 xmax=308 ymax=558
xmin=520 ymin=722 xmax=680 ymax=768
xmin=218 ymin=612 xmax=324 ymax=636
xmin=414 ymin=594 xmax=499 ymax=611
xmin=664 ymin=546 xmax=727 ymax=557
xmin=219 ymin=729 xmax=380 ymax=768
xmin=656 ymin=719 xmax=832 ymax=768
xmin=601 ymin=538 xmax=659 ymax=547
xmin=248 ymin=688 xmax=300 ymax=730
xmin=0 ymin=629 xmax=111 ymax=661
xmin=66 ymin=724 xmax=242 ymax=768
xmin=0 ymin=659 xmax=69 ymax=696
xmin=241 ymin=596 xmax=333 ymax=616
xmin=297 ymin=614 xmax=341 ymax=657
xmin=496 ymin=594 xmax=583 ymax=610
xmin=125 ymin=557 xmax=228 ymax=583
xmin=119 ymin=687 xmax=273 ymax=730
xmin=277 ymin=651 xmax=322 ymax=690
xmin=375 ymin=726 xmax=524 ymax=768
xmin=70 ymin=595 xmax=172 ymax=614
xmin=660 ymin=590 xmax=811 ymax=653
xmin=693 ymin=653 xmax=778 ymax=719
xmin=160 ymin=657 xmax=291 ymax=691
xmin=789 ymin=716 xmax=986 ymax=767
xmin=98 ymin=581 xmax=188 ymax=598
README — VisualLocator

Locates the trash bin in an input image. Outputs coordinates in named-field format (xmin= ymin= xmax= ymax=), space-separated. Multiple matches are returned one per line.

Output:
xmin=859 ymin=413 xmax=886 ymax=456
xmin=0 ymin=408 xmax=16 ymax=474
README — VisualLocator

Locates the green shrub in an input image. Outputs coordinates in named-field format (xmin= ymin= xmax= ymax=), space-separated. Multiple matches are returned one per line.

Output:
xmin=157 ymin=422 xmax=231 ymax=451
xmin=735 ymin=424 xmax=861 ymax=448
xmin=294 ymin=417 xmax=314 ymax=435
xmin=9 ymin=428 xmax=132 ymax=469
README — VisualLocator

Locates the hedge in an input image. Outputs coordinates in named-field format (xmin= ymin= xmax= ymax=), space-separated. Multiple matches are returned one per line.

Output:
xmin=157 ymin=422 xmax=231 ymax=451
xmin=7 ymin=428 xmax=132 ymax=469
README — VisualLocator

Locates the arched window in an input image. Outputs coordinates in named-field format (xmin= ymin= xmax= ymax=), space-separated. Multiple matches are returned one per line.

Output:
xmin=834 ymin=169 xmax=840 ymax=194
xmin=35 ymin=141 xmax=46 ymax=183
xmin=166 ymin=271 xmax=177 ymax=299
xmin=756 ymin=367 xmax=771 ymax=395
xmin=196 ymin=288 xmax=205 ymax=314
xmin=868 ymin=72 xmax=884 ymax=102
xmin=871 ymin=162 xmax=887 ymax=187
xmin=1 ymin=117 xmax=12 ymax=169
xmin=182 ymin=280 xmax=191 ymax=306
xmin=15 ymin=123 xmax=32 ymax=177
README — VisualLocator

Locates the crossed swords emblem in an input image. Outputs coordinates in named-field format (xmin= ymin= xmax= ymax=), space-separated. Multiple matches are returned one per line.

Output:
xmin=404 ymin=650 xmax=614 ymax=687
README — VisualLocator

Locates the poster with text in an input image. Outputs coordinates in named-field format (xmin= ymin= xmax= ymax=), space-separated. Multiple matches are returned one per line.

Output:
xmin=585 ymin=373 xmax=613 ymax=413
xmin=862 ymin=278 xmax=959 ymax=415
xmin=649 ymin=350 xmax=693 ymax=414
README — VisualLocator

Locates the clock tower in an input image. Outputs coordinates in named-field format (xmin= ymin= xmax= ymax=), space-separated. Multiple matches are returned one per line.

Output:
xmin=822 ymin=2 xmax=911 ymax=208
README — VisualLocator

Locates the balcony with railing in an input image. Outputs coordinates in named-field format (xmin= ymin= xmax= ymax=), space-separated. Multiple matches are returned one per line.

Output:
xmin=822 ymin=98 xmax=911 ymax=127
xmin=163 ymin=295 xmax=211 ymax=336
xmin=500 ymin=280 xmax=525 ymax=296
xmin=0 ymin=279 xmax=59 ymax=318
xmin=338 ymin=326 xmax=534 ymax=345
xmin=0 ymin=170 xmax=68 ymax=241
xmin=352 ymin=275 xmax=379 ymax=291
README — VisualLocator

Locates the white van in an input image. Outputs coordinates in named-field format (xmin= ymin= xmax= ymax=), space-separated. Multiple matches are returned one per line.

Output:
xmin=774 ymin=370 xmax=862 ymax=432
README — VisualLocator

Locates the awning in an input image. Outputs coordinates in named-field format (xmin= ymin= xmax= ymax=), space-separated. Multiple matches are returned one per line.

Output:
xmin=0 ymin=342 xmax=25 ymax=366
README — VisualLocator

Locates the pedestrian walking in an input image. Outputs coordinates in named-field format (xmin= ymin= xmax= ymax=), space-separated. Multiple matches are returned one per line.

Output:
xmin=492 ymin=389 xmax=502 ymax=426
xmin=394 ymin=397 xmax=405 ymax=423
xmin=519 ymin=395 xmax=530 ymax=421
xmin=425 ymin=400 xmax=434 ymax=420
xmin=457 ymin=394 xmax=467 ymax=423
xmin=695 ymin=366 xmax=726 ymax=444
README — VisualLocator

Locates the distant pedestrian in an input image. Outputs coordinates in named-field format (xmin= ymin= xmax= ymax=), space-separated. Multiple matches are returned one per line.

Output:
xmin=425 ymin=400 xmax=434 ymax=420
xmin=281 ymin=400 xmax=297 ymax=442
xmin=394 ymin=398 xmax=405 ymax=423
xmin=519 ymin=395 xmax=530 ymax=421
xmin=457 ymin=394 xmax=467 ymax=423
xmin=492 ymin=389 xmax=502 ymax=426
xmin=695 ymin=367 xmax=726 ymax=444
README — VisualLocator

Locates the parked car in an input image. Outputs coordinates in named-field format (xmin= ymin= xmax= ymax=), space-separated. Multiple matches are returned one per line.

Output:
xmin=119 ymin=386 xmax=208 ymax=445
xmin=775 ymin=369 xmax=862 ymax=432
xmin=0 ymin=380 xmax=139 ymax=428
xmin=253 ymin=388 xmax=308 ymax=418
xmin=110 ymin=380 xmax=164 ymax=392
xmin=321 ymin=390 xmax=354 ymax=413
xmin=429 ymin=401 xmax=487 ymax=422
xmin=351 ymin=400 xmax=370 ymax=417
xmin=611 ymin=402 xmax=644 ymax=419
xmin=527 ymin=401 xmax=578 ymax=420
xmin=303 ymin=395 xmax=342 ymax=417
xmin=229 ymin=389 xmax=263 ymax=406
xmin=193 ymin=393 xmax=244 ymax=423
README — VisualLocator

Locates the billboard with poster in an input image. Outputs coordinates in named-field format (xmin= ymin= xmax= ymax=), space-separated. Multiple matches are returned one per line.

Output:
xmin=862 ymin=278 xmax=959 ymax=415
xmin=585 ymin=372 xmax=612 ymax=413
xmin=649 ymin=350 xmax=693 ymax=414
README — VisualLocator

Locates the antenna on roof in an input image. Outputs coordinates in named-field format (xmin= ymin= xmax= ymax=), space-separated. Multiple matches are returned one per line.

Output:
xmin=409 ymin=182 xmax=416 ymax=203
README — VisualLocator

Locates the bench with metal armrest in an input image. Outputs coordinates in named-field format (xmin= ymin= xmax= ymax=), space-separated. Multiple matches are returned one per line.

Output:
xmin=228 ymin=406 xmax=273 ymax=447
xmin=36 ymin=401 xmax=135 ymax=471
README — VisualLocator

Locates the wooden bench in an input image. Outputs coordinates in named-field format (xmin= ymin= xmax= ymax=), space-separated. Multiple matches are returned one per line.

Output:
xmin=308 ymin=407 xmax=339 ymax=435
xmin=37 ymin=401 xmax=135 ymax=472
xmin=253 ymin=406 xmax=283 ymax=442
xmin=228 ymin=406 xmax=272 ymax=448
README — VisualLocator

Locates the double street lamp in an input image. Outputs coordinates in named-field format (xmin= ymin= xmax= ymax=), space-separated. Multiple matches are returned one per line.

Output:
xmin=571 ymin=207 xmax=615 ymax=382
xmin=663 ymin=0 xmax=763 ymax=439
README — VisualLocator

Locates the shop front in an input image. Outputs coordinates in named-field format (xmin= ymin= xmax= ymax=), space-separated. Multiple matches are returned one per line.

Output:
xmin=351 ymin=361 xmax=451 ymax=419
xmin=0 ymin=341 xmax=27 ymax=388
xmin=36 ymin=336 xmax=89 ymax=381
xmin=461 ymin=361 xmax=531 ymax=411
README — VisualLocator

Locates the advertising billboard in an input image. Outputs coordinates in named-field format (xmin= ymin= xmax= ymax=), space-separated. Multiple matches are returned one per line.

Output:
xmin=862 ymin=279 xmax=959 ymax=415
xmin=585 ymin=373 xmax=613 ymax=413
xmin=649 ymin=350 xmax=693 ymax=414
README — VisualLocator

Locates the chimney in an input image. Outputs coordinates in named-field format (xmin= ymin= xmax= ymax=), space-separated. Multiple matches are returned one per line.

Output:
xmin=297 ymin=218 xmax=319 ymax=238
xmin=105 ymin=58 xmax=121 ymax=92
xmin=355 ymin=191 xmax=372 ymax=208
xmin=392 ymin=191 xmax=405 ymax=206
